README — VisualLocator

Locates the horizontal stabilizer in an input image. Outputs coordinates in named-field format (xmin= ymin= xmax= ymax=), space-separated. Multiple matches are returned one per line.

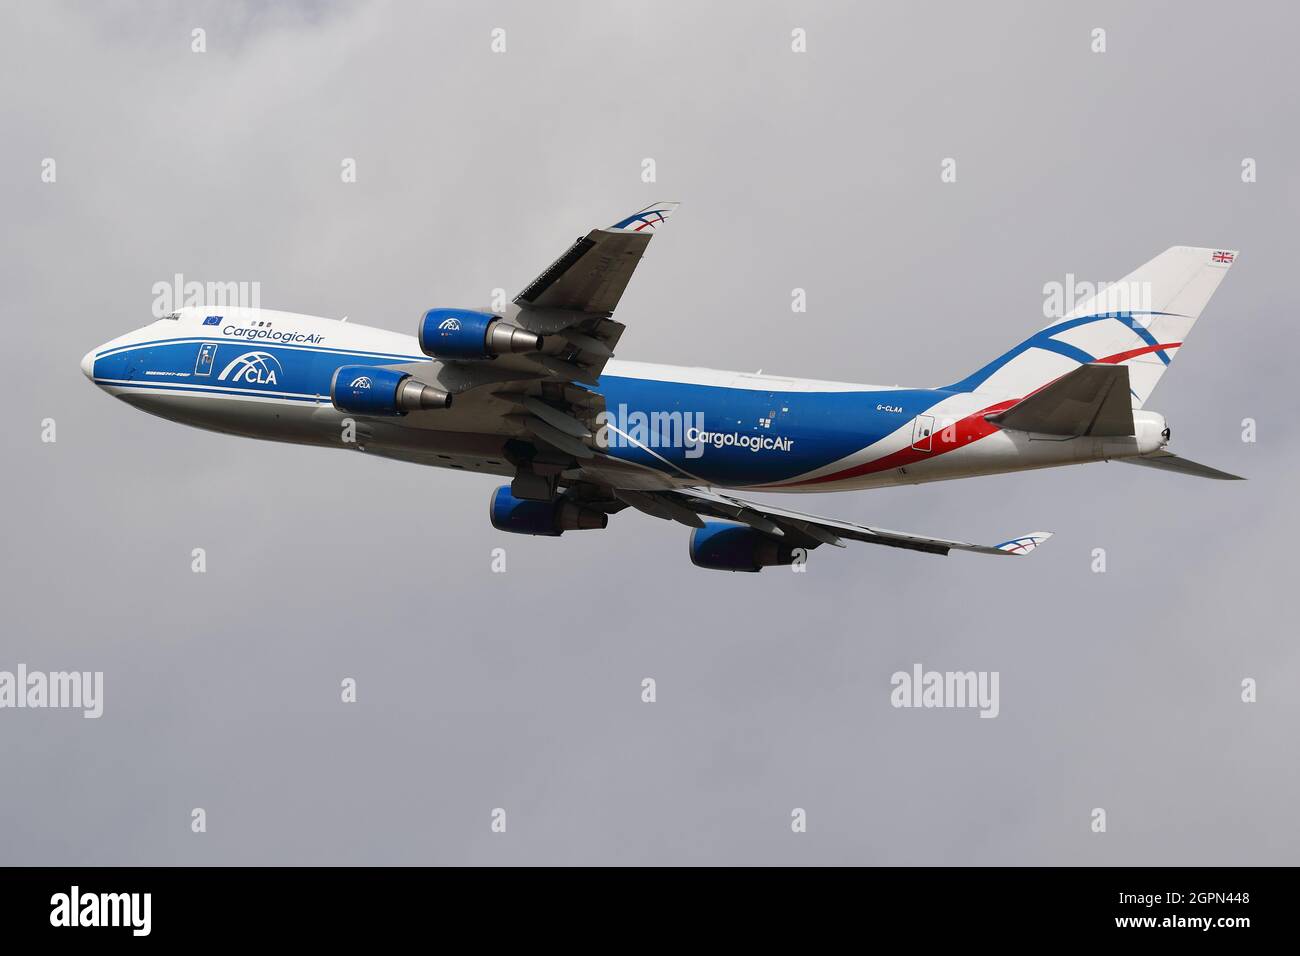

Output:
xmin=1120 ymin=451 xmax=1244 ymax=480
xmin=987 ymin=364 xmax=1134 ymax=437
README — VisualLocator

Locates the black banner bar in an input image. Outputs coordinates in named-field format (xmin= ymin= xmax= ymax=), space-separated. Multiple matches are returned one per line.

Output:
xmin=0 ymin=867 xmax=1275 ymax=941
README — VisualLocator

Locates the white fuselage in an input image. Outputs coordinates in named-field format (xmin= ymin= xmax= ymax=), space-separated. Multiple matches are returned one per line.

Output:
xmin=82 ymin=307 xmax=1169 ymax=493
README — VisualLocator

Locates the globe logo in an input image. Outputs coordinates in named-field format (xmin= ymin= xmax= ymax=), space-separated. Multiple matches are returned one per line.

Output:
xmin=217 ymin=351 xmax=283 ymax=386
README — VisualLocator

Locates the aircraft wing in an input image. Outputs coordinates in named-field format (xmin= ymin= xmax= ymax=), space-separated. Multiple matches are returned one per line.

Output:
xmin=514 ymin=202 xmax=679 ymax=316
xmin=375 ymin=203 xmax=679 ymax=496
xmin=616 ymin=486 xmax=1052 ymax=557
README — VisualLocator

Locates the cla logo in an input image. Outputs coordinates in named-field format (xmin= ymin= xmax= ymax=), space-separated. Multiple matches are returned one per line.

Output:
xmin=217 ymin=350 xmax=283 ymax=386
xmin=349 ymin=376 xmax=372 ymax=389
xmin=437 ymin=316 xmax=461 ymax=331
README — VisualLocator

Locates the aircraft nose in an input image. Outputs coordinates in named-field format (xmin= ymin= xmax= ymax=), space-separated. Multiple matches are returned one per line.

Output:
xmin=80 ymin=349 xmax=95 ymax=380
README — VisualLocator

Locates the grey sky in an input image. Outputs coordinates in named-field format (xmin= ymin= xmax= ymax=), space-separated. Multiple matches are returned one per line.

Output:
xmin=1 ymin=0 xmax=1296 ymax=865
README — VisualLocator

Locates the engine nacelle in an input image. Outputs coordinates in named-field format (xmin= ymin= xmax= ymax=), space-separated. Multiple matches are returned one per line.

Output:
xmin=1133 ymin=410 xmax=1169 ymax=455
xmin=689 ymin=521 xmax=798 ymax=572
xmin=330 ymin=365 xmax=451 ymax=416
xmin=488 ymin=486 xmax=607 ymax=537
xmin=419 ymin=309 xmax=543 ymax=360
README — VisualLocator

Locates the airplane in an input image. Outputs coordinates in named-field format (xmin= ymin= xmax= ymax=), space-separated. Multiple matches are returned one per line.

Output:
xmin=80 ymin=202 xmax=1242 ymax=572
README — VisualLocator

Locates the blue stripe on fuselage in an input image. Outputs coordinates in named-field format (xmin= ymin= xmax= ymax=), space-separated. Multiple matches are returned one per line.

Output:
xmin=92 ymin=338 xmax=950 ymax=486
xmin=594 ymin=375 xmax=942 ymax=486
xmin=91 ymin=338 xmax=425 ymax=401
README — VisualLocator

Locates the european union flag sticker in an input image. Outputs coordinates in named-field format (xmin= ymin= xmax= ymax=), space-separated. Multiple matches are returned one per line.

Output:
xmin=204 ymin=315 xmax=221 ymax=326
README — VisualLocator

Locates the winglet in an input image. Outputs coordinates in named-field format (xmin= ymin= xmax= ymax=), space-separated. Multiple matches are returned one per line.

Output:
xmin=608 ymin=201 xmax=680 ymax=233
xmin=995 ymin=532 xmax=1053 ymax=555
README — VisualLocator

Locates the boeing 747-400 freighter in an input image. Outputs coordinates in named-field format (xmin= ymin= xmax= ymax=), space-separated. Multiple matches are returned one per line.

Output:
xmin=82 ymin=203 xmax=1241 ymax=571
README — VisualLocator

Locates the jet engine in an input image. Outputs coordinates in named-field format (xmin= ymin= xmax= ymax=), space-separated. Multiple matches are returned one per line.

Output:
xmin=330 ymin=365 xmax=451 ymax=416
xmin=419 ymin=309 xmax=543 ymax=360
xmin=688 ymin=521 xmax=798 ymax=572
xmin=489 ymin=486 xmax=608 ymax=536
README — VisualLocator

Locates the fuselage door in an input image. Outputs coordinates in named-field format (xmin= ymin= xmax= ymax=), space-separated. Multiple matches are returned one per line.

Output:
xmin=911 ymin=414 xmax=935 ymax=452
xmin=195 ymin=343 xmax=218 ymax=376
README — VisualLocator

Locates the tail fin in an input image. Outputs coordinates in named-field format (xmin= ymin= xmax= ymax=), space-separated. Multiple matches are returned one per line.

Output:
xmin=948 ymin=247 xmax=1237 ymax=407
